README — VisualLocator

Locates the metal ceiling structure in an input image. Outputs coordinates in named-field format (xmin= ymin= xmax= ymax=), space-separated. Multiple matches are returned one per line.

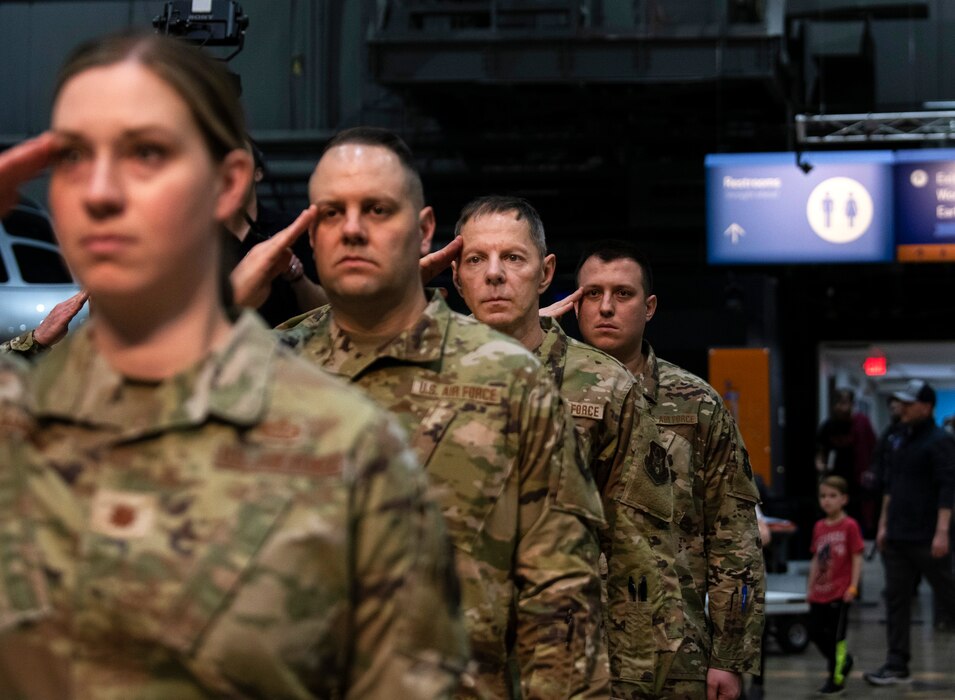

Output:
xmin=796 ymin=111 xmax=955 ymax=144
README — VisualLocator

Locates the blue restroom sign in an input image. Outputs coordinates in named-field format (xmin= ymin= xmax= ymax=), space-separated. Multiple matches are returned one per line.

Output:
xmin=706 ymin=152 xmax=894 ymax=264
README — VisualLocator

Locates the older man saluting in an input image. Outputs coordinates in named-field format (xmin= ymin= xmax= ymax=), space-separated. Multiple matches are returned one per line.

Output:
xmin=453 ymin=196 xmax=680 ymax=698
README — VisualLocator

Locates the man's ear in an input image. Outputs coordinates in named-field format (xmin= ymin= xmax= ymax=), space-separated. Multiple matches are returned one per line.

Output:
xmin=214 ymin=149 xmax=254 ymax=223
xmin=538 ymin=253 xmax=556 ymax=294
xmin=645 ymin=294 xmax=658 ymax=322
xmin=419 ymin=205 xmax=436 ymax=255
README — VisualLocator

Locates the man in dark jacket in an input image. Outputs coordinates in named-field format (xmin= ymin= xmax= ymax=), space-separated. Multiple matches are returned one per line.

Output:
xmin=865 ymin=379 xmax=955 ymax=686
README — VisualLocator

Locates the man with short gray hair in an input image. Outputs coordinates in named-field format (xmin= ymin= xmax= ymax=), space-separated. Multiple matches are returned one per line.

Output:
xmin=454 ymin=196 xmax=681 ymax=697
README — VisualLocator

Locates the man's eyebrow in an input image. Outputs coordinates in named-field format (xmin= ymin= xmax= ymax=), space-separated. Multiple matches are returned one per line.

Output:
xmin=360 ymin=195 xmax=400 ymax=205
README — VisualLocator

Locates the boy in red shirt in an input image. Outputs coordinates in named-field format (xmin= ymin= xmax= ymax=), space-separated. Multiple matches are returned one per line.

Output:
xmin=807 ymin=475 xmax=865 ymax=695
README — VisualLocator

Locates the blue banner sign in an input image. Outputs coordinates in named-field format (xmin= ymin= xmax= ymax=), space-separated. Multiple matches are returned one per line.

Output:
xmin=706 ymin=152 xmax=895 ymax=264
xmin=894 ymin=150 xmax=955 ymax=262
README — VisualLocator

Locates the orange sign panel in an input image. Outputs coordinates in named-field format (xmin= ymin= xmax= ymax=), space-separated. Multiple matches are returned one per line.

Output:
xmin=897 ymin=243 xmax=955 ymax=262
xmin=708 ymin=348 xmax=772 ymax=487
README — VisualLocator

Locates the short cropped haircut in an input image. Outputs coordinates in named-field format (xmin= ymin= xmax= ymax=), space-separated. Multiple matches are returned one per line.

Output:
xmin=575 ymin=239 xmax=654 ymax=297
xmin=454 ymin=195 xmax=547 ymax=260
xmin=322 ymin=126 xmax=425 ymax=208
xmin=819 ymin=475 xmax=849 ymax=495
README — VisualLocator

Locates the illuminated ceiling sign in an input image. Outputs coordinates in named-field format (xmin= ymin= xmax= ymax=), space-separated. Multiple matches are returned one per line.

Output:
xmin=863 ymin=356 xmax=887 ymax=376
xmin=706 ymin=151 xmax=895 ymax=264
xmin=894 ymin=149 xmax=955 ymax=262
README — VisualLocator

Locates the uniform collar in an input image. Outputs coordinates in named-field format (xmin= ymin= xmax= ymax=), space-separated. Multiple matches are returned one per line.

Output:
xmin=283 ymin=290 xmax=451 ymax=380
xmin=26 ymin=311 xmax=274 ymax=437
xmin=633 ymin=340 xmax=660 ymax=405
xmin=535 ymin=316 xmax=569 ymax=389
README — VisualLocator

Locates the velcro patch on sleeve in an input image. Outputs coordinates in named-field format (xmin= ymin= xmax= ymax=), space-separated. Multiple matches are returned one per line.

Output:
xmin=656 ymin=414 xmax=698 ymax=426
xmin=569 ymin=401 xmax=605 ymax=420
xmin=90 ymin=489 xmax=157 ymax=540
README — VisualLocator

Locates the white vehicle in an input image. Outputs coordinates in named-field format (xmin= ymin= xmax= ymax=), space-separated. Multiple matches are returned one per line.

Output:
xmin=0 ymin=200 xmax=87 ymax=341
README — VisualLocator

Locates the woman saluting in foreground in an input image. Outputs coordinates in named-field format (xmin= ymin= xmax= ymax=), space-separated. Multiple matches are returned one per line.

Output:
xmin=0 ymin=32 xmax=466 ymax=699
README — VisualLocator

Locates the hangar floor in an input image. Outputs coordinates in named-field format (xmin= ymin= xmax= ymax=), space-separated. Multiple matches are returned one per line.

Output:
xmin=750 ymin=552 xmax=955 ymax=699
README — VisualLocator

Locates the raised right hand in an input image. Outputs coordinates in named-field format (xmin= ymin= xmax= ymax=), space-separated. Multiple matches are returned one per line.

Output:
xmin=0 ymin=133 xmax=58 ymax=216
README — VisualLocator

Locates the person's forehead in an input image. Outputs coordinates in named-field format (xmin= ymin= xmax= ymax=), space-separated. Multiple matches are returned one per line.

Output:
xmin=579 ymin=256 xmax=643 ymax=286
xmin=53 ymin=62 xmax=192 ymax=130
xmin=311 ymin=143 xmax=408 ymax=192
xmin=461 ymin=211 xmax=534 ymax=246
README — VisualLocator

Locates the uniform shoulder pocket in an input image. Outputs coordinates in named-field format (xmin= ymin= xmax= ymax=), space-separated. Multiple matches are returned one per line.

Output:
xmin=730 ymin=445 xmax=761 ymax=504
xmin=408 ymin=403 xmax=458 ymax=469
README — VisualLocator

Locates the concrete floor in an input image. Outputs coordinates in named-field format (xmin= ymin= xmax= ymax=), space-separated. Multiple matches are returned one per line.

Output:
xmin=748 ymin=551 xmax=955 ymax=698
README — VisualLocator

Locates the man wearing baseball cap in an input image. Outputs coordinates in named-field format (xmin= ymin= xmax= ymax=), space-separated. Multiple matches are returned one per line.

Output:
xmin=865 ymin=379 xmax=955 ymax=686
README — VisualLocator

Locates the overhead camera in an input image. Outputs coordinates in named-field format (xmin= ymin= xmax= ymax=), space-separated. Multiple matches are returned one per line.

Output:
xmin=153 ymin=1 xmax=249 ymax=61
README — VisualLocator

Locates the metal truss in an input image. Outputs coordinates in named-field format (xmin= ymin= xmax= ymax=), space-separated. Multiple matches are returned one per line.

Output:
xmin=796 ymin=111 xmax=955 ymax=144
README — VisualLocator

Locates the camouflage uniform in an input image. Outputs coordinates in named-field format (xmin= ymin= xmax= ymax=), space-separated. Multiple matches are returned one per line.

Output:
xmin=0 ymin=330 xmax=46 ymax=358
xmin=279 ymin=292 xmax=606 ymax=699
xmin=634 ymin=343 xmax=764 ymax=697
xmin=0 ymin=312 xmax=468 ymax=699
xmin=0 ymin=351 xmax=28 ymax=456
xmin=535 ymin=318 xmax=680 ymax=698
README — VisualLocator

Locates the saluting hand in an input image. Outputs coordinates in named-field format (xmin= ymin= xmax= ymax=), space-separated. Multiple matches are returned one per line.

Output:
xmin=420 ymin=235 xmax=462 ymax=284
xmin=231 ymin=205 xmax=317 ymax=309
xmin=539 ymin=287 xmax=582 ymax=320
xmin=0 ymin=132 xmax=58 ymax=216
xmin=34 ymin=290 xmax=90 ymax=347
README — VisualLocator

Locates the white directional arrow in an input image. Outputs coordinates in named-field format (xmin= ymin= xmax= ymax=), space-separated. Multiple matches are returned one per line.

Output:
xmin=724 ymin=223 xmax=745 ymax=244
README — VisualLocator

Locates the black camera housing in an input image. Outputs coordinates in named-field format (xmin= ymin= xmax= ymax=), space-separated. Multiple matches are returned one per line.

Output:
xmin=153 ymin=1 xmax=248 ymax=49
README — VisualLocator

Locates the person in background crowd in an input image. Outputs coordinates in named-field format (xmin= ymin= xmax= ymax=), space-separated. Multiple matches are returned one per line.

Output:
xmin=862 ymin=395 xmax=905 ymax=545
xmin=0 ymin=33 xmax=467 ymax=699
xmin=546 ymin=239 xmax=765 ymax=700
xmin=806 ymin=476 xmax=864 ymax=696
xmin=865 ymin=379 xmax=955 ymax=686
xmin=815 ymin=389 xmax=877 ymax=536
xmin=452 ymin=195 xmax=679 ymax=697
xmin=277 ymin=128 xmax=606 ymax=698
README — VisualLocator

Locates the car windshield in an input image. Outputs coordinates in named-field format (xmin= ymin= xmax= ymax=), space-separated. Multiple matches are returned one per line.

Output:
xmin=1 ymin=207 xmax=57 ymax=244
xmin=13 ymin=244 xmax=72 ymax=284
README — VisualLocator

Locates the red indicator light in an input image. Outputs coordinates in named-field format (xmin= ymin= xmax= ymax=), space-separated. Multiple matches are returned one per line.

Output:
xmin=863 ymin=356 xmax=887 ymax=376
